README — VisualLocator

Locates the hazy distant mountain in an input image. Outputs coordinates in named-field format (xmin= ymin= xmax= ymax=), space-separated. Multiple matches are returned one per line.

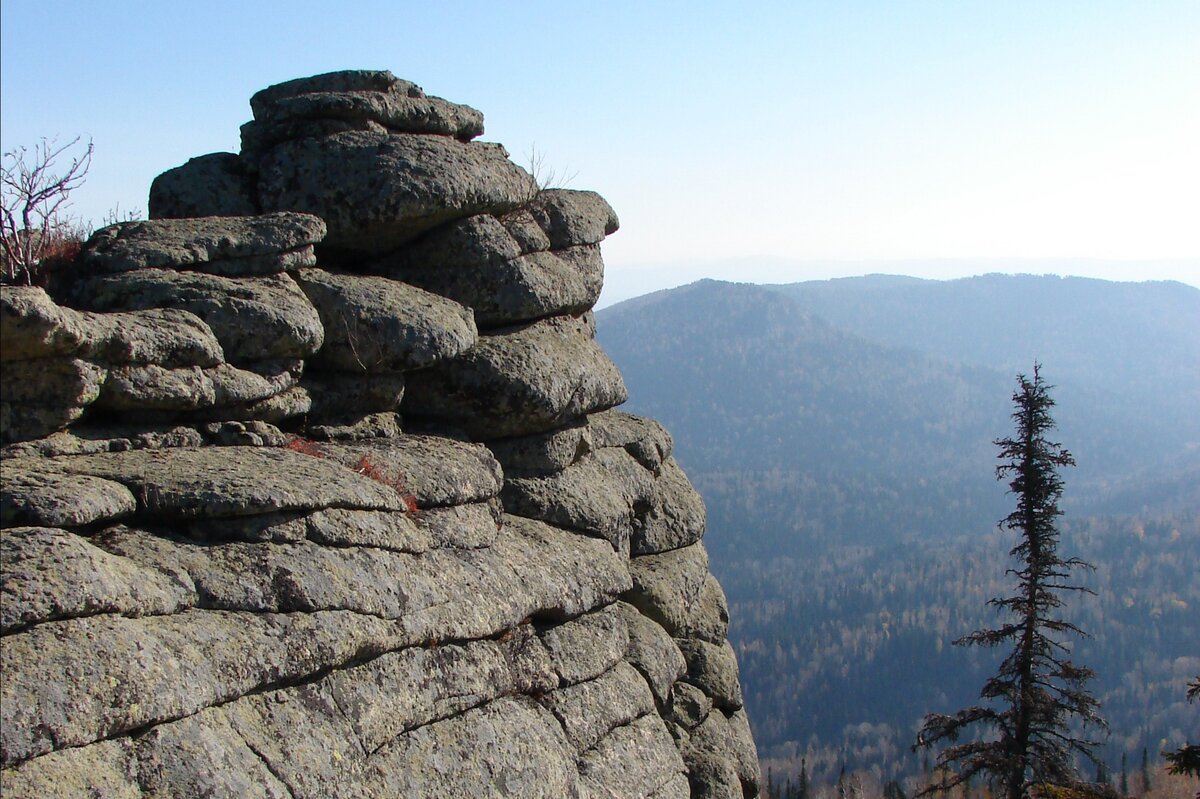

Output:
xmin=598 ymin=275 xmax=1200 ymax=542
xmin=595 ymin=274 xmax=1200 ymax=781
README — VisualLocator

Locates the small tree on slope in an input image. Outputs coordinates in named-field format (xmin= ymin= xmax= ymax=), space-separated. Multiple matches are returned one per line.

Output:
xmin=915 ymin=364 xmax=1106 ymax=799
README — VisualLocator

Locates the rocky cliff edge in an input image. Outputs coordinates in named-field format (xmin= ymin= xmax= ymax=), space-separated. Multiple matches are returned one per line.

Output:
xmin=0 ymin=70 xmax=759 ymax=799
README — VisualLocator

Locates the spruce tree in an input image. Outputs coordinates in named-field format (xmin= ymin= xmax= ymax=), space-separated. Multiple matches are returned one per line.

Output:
xmin=915 ymin=365 xmax=1106 ymax=799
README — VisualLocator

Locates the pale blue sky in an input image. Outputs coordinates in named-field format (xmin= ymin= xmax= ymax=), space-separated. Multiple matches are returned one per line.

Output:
xmin=3 ymin=1 xmax=1197 ymax=302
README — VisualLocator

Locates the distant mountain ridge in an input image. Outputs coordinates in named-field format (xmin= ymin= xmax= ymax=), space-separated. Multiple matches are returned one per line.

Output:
xmin=595 ymin=274 xmax=1200 ymax=781
xmin=598 ymin=274 xmax=1200 ymax=529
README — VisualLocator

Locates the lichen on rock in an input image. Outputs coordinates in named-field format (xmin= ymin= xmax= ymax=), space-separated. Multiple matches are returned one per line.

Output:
xmin=0 ymin=70 xmax=759 ymax=798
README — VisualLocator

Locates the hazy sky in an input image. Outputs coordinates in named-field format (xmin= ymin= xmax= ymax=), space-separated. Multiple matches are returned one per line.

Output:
xmin=2 ymin=1 xmax=1197 ymax=303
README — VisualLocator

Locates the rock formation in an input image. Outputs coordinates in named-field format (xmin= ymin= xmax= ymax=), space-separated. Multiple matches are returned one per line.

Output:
xmin=0 ymin=70 xmax=759 ymax=798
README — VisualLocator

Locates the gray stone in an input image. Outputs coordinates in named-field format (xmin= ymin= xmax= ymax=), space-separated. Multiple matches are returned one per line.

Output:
xmin=497 ymin=206 xmax=551 ymax=254
xmin=90 ymin=514 xmax=628 ymax=641
xmin=677 ymin=638 xmax=744 ymax=711
xmin=0 ymin=357 xmax=105 ymax=409
xmin=94 ymin=360 xmax=300 ymax=413
xmin=0 ymin=424 xmax=207 ymax=459
xmin=674 ymin=574 xmax=731 ymax=644
xmin=245 ymin=70 xmax=485 ymax=153
xmin=578 ymin=713 xmax=688 ymax=799
xmin=294 ymin=267 xmax=477 ymax=372
xmin=1 ymin=285 xmax=89 ymax=361
xmin=0 ymin=739 xmax=140 ymax=799
xmin=521 ymin=189 xmax=620 ymax=250
xmin=0 ymin=462 xmax=135 ymax=528
xmin=361 ymin=697 xmax=578 ymax=798
xmin=148 ymin=152 xmax=259 ymax=219
xmin=0 ymin=400 xmax=87 ymax=444
xmin=318 ymin=435 xmax=503 ymax=508
xmin=81 ymin=213 xmax=325 ymax=275
xmin=540 ymin=661 xmax=656 ymax=751
xmin=0 ymin=526 xmax=193 ymax=632
xmin=502 ymin=447 xmax=654 ymax=552
xmin=615 ymin=601 xmax=688 ymax=704
xmin=633 ymin=458 xmax=707 ymax=555
xmin=487 ymin=417 xmax=592 ymax=476
xmin=256 ymin=131 xmax=533 ymax=253
xmin=85 ymin=307 xmax=226 ymax=368
xmin=626 ymin=542 xmax=712 ymax=636
xmin=134 ymin=707 xmax=293 ymax=798
xmin=1 ymin=288 xmax=226 ymax=370
xmin=538 ymin=602 xmax=629 ymax=687
xmin=403 ymin=314 xmax=627 ymax=439
xmin=303 ymin=506 xmax=429 ymax=551
xmin=375 ymin=213 xmax=521 ymax=274
xmin=301 ymin=371 xmax=406 ymax=421
xmin=589 ymin=409 xmax=674 ymax=471
xmin=221 ymin=682 xmax=363 ymax=798
xmin=67 ymin=269 xmax=324 ymax=362
xmin=193 ymin=383 xmax=312 ymax=424
xmin=383 ymin=239 xmax=605 ymax=329
xmin=0 ymin=607 xmax=406 ymax=765
xmin=52 ymin=445 xmax=409 ymax=517
xmin=318 ymin=635 xmax=553 ymax=756
xmin=419 ymin=501 xmax=502 ymax=550
xmin=305 ymin=410 xmax=404 ymax=442
xmin=667 ymin=681 xmax=714 ymax=731
xmin=683 ymin=709 xmax=761 ymax=799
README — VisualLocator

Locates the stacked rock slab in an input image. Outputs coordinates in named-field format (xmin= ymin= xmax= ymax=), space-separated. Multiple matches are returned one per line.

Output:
xmin=0 ymin=71 xmax=759 ymax=799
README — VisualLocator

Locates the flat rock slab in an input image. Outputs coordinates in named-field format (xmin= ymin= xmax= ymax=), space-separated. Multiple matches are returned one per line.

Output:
xmin=294 ymin=267 xmax=476 ymax=373
xmin=245 ymin=70 xmax=485 ymax=154
xmin=682 ymin=709 xmax=760 ymax=797
xmin=95 ymin=360 xmax=300 ymax=413
xmin=256 ymin=130 xmax=533 ymax=253
xmin=0 ymin=607 xmax=406 ymax=766
xmin=390 ymin=244 xmax=605 ymax=329
xmin=318 ymin=435 xmax=502 ymax=507
xmin=68 ymin=269 xmax=324 ymax=363
xmin=1 ymin=462 xmax=135 ymax=528
xmin=1 ymin=285 xmax=90 ymax=361
xmin=502 ymin=447 xmax=654 ymax=552
xmin=51 ymin=446 xmax=408 ymax=517
xmin=81 ymin=213 xmax=325 ymax=275
xmin=538 ymin=602 xmax=629 ymax=688
xmin=518 ymin=189 xmax=620 ymax=250
xmin=0 ymin=526 xmax=194 ymax=632
xmin=589 ymin=409 xmax=674 ymax=471
xmin=404 ymin=314 xmax=627 ymax=439
xmin=487 ymin=417 xmax=592 ymax=476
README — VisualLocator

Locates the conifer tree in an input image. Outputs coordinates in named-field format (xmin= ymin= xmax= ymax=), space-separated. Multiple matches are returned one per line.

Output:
xmin=915 ymin=364 xmax=1106 ymax=799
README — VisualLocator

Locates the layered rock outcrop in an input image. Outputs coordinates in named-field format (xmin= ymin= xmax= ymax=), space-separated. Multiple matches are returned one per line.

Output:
xmin=0 ymin=71 xmax=759 ymax=798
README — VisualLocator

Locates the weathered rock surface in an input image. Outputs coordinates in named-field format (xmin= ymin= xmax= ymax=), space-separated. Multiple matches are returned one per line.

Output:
xmin=403 ymin=313 xmax=628 ymax=439
xmin=294 ymin=267 xmax=477 ymax=372
xmin=81 ymin=213 xmax=325 ymax=275
xmin=243 ymin=70 xmax=485 ymax=156
xmin=0 ymin=71 xmax=758 ymax=798
xmin=66 ymin=269 xmax=324 ymax=362
xmin=149 ymin=152 xmax=259 ymax=219
xmin=257 ymin=130 xmax=533 ymax=253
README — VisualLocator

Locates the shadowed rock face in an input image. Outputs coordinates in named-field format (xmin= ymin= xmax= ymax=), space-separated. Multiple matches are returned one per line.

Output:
xmin=0 ymin=71 xmax=759 ymax=799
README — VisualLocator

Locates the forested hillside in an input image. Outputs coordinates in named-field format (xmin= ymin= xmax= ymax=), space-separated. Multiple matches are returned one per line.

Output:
xmin=596 ymin=275 xmax=1200 ymax=788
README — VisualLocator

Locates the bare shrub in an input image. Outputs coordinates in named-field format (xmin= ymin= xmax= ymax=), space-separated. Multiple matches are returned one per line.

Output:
xmin=1 ymin=137 xmax=93 ymax=285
